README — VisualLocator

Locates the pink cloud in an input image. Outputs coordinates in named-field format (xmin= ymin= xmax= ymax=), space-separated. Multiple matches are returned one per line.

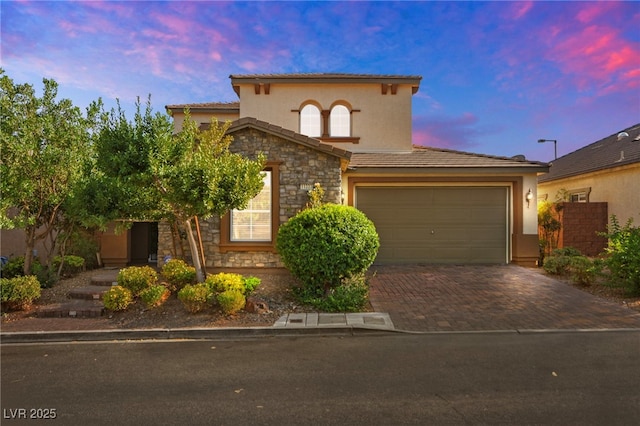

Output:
xmin=576 ymin=2 xmax=617 ymax=24
xmin=141 ymin=29 xmax=179 ymax=43
xmin=546 ymin=24 xmax=640 ymax=91
xmin=510 ymin=1 xmax=534 ymax=20
xmin=83 ymin=1 xmax=135 ymax=18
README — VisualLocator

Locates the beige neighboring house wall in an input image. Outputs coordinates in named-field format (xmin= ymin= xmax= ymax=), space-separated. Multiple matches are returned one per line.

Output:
xmin=537 ymin=123 xmax=640 ymax=225
xmin=539 ymin=163 xmax=640 ymax=223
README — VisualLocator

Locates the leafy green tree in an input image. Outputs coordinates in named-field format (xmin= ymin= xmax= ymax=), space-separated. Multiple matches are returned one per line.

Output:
xmin=0 ymin=70 xmax=100 ymax=275
xmin=85 ymin=101 xmax=265 ymax=282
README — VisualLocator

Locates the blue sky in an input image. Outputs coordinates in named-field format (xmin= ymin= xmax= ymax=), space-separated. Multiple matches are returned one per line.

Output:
xmin=2 ymin=1 xmax=639 ymax=162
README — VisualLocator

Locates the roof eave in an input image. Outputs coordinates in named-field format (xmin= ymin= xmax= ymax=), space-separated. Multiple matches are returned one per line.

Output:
xmin=347 ymin=165 xmax=550 ymax=174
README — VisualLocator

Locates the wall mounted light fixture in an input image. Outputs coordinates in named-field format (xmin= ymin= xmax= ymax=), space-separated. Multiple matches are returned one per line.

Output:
xmin=526 ymin=188 xmax=534 ymax=208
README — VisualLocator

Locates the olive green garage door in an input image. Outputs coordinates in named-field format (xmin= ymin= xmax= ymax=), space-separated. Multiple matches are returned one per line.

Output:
xmin=356 ymin=187 xmax=509 ymax=264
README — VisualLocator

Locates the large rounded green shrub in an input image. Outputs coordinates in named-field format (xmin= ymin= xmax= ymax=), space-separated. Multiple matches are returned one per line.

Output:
xmin=276 ymin=204 xmax=379 ymax=291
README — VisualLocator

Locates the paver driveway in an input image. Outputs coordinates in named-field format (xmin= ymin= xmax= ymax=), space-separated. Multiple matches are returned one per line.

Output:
xmin=368 ymin=264 xmax=640 ymax=332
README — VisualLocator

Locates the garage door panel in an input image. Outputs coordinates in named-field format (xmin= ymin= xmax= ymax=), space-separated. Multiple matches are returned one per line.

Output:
xmin=357 ymin=187 xmax=508 ymax=264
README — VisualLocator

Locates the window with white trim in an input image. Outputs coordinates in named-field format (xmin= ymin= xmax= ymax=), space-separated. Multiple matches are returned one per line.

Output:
xmin=570 ymin=192 xmax=588 ymax=203
xmin=568 ymin=187 xmax=590 ymax=203
xmin=330 ymin=105 xmax=350 ymax=137
xmin=300 ymin=104 xmax=321 ymax=137
xmin=230 ymin=171 xmax=272 ymax=241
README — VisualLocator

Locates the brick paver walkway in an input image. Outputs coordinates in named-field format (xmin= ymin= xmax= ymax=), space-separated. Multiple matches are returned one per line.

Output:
xmin=369 ymin=264 xmax=640 ymax=332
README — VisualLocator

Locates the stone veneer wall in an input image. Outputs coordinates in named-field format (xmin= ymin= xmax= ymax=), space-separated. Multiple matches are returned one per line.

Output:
xmin=158 ymin=127 xmax=344 ymax=268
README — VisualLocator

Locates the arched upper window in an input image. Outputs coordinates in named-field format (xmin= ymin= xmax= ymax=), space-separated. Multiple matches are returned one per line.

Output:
xmin=330 ymin=105 xmax=350 ymax=137
xmin=300 ymin=104 xmax=321 ymax=137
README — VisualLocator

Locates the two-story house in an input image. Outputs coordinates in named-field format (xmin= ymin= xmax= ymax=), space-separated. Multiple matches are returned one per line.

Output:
xmin=137 ymin=73 xmax=545 ymax=269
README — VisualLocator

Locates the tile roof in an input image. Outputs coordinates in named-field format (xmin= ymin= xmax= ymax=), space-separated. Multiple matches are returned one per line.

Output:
xmin=538 ymin=123 xmax=640 ymax=183
xmin=225 ymin=117 xmax=351 ymax=160
xmin=166 ymin=101 xmax=239 ymax=111
xmin=229 ymin=73 xmax=422 ymax=83
xmin=349 ymin=146 xmax=549 ymax=170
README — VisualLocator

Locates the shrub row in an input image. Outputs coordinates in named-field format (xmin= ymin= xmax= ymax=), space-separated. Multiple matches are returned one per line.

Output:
xmin=542 ymin=247 xmax=599 ymax=286
xmin=104 ymin=265 xmax=168 ymax=311
xmin=543 ymin=216 xmax=640 ymax=296
xmin=177 ymin=273 xmax=261 ymax=315
xmin=1 ymin=255 xmax=86 ymax=288
xmin=102 ymin=261 xmax=261 ymax=315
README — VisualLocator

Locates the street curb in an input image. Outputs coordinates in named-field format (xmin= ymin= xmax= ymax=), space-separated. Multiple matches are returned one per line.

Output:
xmin=3 ymin=327 xmax=638 ymax=344
xmin=0 ymin=325 xmax=401 ymax=344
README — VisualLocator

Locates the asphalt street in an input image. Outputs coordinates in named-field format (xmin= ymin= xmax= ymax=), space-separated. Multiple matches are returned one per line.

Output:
xmin=2 ymin=331 xmax=639 ymax=425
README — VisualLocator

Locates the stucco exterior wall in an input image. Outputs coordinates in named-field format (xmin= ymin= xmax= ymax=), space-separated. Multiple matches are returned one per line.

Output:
xmin=157 ymin=127 xmax=343 ymax=268
xmin=538 ymin=163 xmax=640 ymax=223
xmin=235 ymin=83 xmax=414 ymax=153
xmin=171 ymin=111 xmax=240 ymax=131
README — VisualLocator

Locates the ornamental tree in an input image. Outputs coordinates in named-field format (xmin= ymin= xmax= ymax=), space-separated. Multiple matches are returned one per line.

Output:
xmin=83 ymin=101 xmax=265 ymax=282
xmin=0 ymin=70 xmax=100 ymax=275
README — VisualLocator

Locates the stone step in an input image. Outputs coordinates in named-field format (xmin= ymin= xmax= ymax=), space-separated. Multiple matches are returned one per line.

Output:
xmin=69 ymin=285 xmax=110 ymax=300
xmin=37 ymin=300 xmax=104 ymax=318
xmin=90 ymin=271 xmax=119 ymax=287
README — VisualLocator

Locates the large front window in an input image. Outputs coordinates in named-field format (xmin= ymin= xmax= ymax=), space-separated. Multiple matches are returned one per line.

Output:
xmin=230 ymin=171 xmax=272 ymax=241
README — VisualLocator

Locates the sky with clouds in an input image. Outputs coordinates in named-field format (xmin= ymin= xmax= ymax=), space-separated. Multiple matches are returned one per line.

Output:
xmin=2 ymin=0 xmax=639 ymax=162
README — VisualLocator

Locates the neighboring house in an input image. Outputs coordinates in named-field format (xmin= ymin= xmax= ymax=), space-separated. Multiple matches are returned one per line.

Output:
xmin=537 ymin=123 xmax=640 ymax=224
xmin=102 ymin=73 xmax=549 ymax=267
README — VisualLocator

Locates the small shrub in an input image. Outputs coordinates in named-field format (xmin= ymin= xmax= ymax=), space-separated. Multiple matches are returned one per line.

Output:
xmin=216 ymin=289 xmax=246 ymax=315
xmin=0 ymin=257 xmax=55 ymax=288
xmin=601 ymin=216 xmax=640 ymax=296
xmin=102 ymin=286 xmax=133 ymax=311
xmin=117 ymin=266 xmax=158 ymax=296
xmin=243 ymin=276 xmax=261 ymax=295
xmin=294 ymin=274 xmax=369 ymax=313
xmin=543 ymin=255 xmax=572 ymax=275
xmin=66 ymin=228 xmax=100 ymax=270
xmin=178 ymin=284 xmax=211 ymax=313
xmin=161 ymin=259 xmax=196 ymax=291
xmin=52 ymin=255 xmax=85 ymax=276
xmin=552 ymin=247 xmax=583 ymax=257
xmin=0 ymin=275 xmax=41 ymax=311
xmin=34 ymin=265 xmax=57 ymax=288
xmin=0 ymin=257 xmax=26 ymax=279
xmin=276 ymin=204 xmax=379 ymax=293
xmin=140 ymin=284 xmax=170 ymax=309
xmin=205 ymin=273 xmax=245 ymax=295
xmin=568 ymin=256 xmax=598 ymax=286
xmin=306 ymin=182 xmax=326 ymax=209
xmin=542 ymin=247 xmax=582 ymax=275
